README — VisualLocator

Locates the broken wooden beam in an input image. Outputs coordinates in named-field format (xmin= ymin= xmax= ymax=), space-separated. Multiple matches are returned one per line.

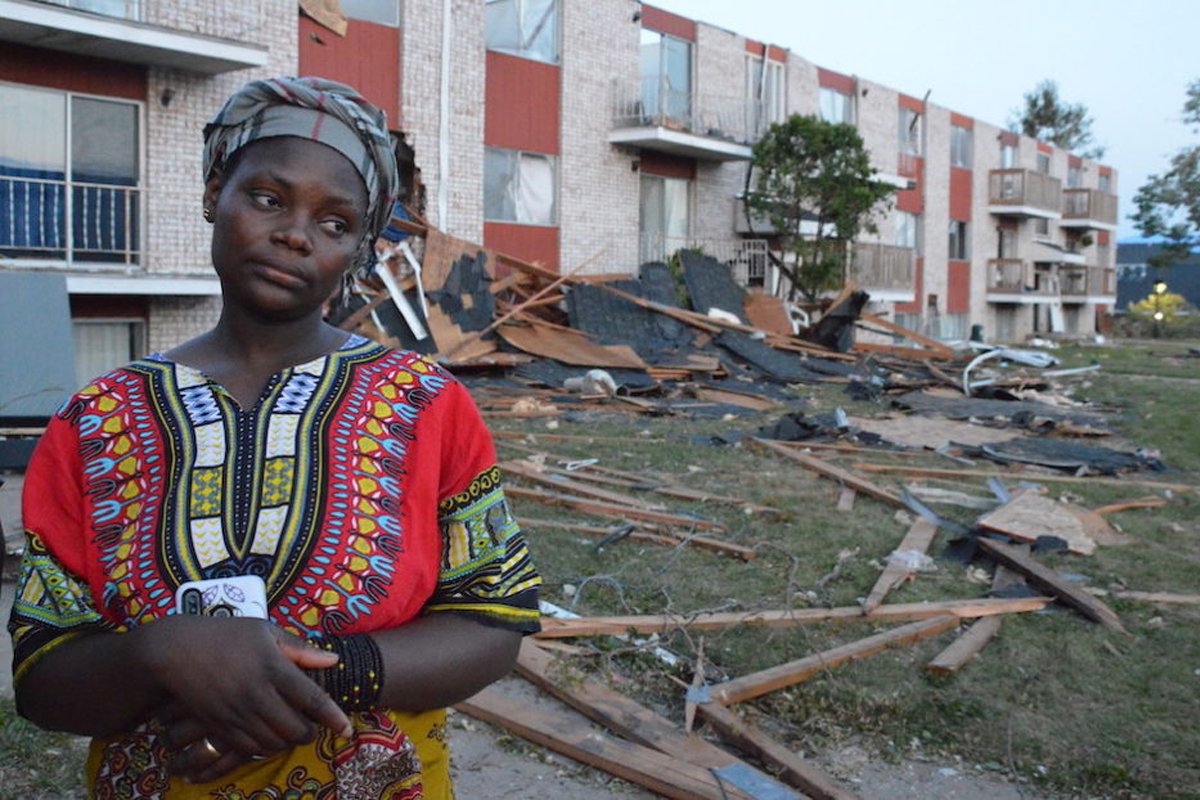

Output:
xmin=974 ymin=536 xmax=1129 ymax=635
xmin=709 ymin=615 xmax=961 ymax=706
xmin=696 ymin=702 xmax=861 ymax=800
xmin=456 ymin=688 xmax=751 ymax=800
xmin=519 ymin=517 xmax=747 ymax=558
xmin=750 ymin=437 xmax=905 ymax=508
xmin=504 ymin=485 xmax=728 ymax=533
xmin=851 ymin=463 xmax=1200 ymax=493
xmin=533 ymin=597 xmax=1049 ymax=639
xmin=862 ymin=518 xmax=939 ymax=613
xmin=926 ymin=558 xmax=1025 ymax=676
xmin=502 ymin=459 xmax=667 ymax=511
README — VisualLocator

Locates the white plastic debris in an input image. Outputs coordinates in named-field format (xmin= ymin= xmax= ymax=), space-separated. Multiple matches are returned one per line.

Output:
xmin=887 ymin=549 xmax=938 ymax=572
xmin=563 ymin=369 xmax=618 ymax=396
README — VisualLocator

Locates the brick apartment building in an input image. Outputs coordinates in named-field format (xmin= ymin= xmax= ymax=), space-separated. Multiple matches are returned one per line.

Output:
xmin=0 ymin=0 xmax=1119 ymax=412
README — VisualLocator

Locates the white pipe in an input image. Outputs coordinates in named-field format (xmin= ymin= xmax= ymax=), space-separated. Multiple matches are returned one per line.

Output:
xmin=438 ymin=0 xmax=452 ymax=229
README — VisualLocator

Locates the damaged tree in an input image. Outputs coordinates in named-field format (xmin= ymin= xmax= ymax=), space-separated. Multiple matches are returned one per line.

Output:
xmin=744 ymin=114 xmax=893 ymax=302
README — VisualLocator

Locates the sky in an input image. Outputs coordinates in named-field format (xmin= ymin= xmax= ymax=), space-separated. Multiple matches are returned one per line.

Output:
xmin=650 ymin=0 xmax=1198 ymax=240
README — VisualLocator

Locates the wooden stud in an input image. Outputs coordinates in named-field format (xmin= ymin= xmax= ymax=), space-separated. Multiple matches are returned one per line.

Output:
xmin=750 ymin=438 xmax=905 ymax=508
xmin=861 ymin=519 xmax=939 ymax=613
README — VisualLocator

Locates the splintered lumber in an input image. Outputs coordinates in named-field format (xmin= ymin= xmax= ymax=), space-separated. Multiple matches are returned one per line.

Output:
xmin=1091 ymin=496 xmax=1169 ymax=515
xmin=1086 ymin=590 xmax=1200 ymax=605
xmin=862 ymin=519 xmax=939 ymax=613
xmin=533 ymin=597 xmax=1049 ymax=639
xmin=709 ymin=616 xmax=961 ymax=706
xmin=693 ymin=386 xmax=783 ymax=411
xmin=696 ymin=703 xmax=861 ymax=800
xmin=519 ymin=517 xmax=702 ymax=551
xmin=502 ymin=459 xmax=666 ymax=511
xmin=860 ymin=313 xmax=955 ymax=355
xmin=751 ymin=437 xmax=905 ymax=508
xmin=926 ymin=559 xmax=1025 ymax=676
xmin=977 ymin=488 xmax=1101 ymax=556
xmin=496 ymin=323 xmax=647 ymax=369
xmin=504 ymin=485 xmax=728 ymax=533
xmin=851 ymin=463 xmax=1200 ymax=493
xmin=456 ymin=688 xmax=749 ymax=800
xmin=975 ymin=537 xmax=1129 ymax=635
xmin=515 ymin=643 xmax=796 ymax=799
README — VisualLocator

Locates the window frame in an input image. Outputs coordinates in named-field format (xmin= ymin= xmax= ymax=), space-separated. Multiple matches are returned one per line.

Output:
xmin=1098 ymin=172 xmax=1111 ymax=193
xmin=745 ymin=55 xmax=786 ymax=137
xmin=338 ymin=0 xmax=401 ymax=27
xmin=0 ymin=81 xmax=145 ymax=268
xmin=895 ymin=210 xmax=921 ymax=255
xmin=950 ymin=125 xmax=972 ymax=168
xmin=898 ymin=107 xmax=922 ymax=156
xmin=484 ymin=0 xmax=560 ymax=64
xmin=483 ymin=145 xmax=558 ymax=226
xmin=818 ymin=86 xmax=854 ymax=125
xmin=1036 ymin=152 xmax=1052 ymax=175
xmin=948 ymin=219 xmax=969 ymax=261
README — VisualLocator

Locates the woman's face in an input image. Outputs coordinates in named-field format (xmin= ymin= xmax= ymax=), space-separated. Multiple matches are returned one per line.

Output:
xmin=204 ymin=137 xmax=369 ymax=323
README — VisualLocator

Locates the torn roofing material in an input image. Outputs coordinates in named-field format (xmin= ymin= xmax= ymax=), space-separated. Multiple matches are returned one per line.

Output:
xmin=679 ymin=249 xmax=749 ymax=324
xmin=893 ymin=390 xmax=1109 ymax=430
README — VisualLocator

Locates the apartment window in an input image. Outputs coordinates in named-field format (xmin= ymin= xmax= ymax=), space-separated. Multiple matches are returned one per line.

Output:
xmin=485 ymin=0 xmax=558 ymax=63
xmin=950 ymin=125 xmax=972 ymax=168
xmin=1034 ymin=217 xmax=1050 ymax=238
xmin=819 ymin=87 xmax=853 ymax=125
xmin=73 ymin=319 xmax=145 ymax=388
xmin=895 ymin=211 xmax=920 ymax=254
xmin=1000 ymin=143 xmax=1016 ymax=169
xmin=484 ymin=147 xmax=556 ymax=225
xmin=948 ymin=220 xmax=969 ymax=260
xmin=997 ymin=227 xmax=1017 ymax=259
xmin=639 ymin=174 xmax=690 ymax=263
xmin=1067 ymin=165 xmax=1081 ymax=189
xmin=898 ymin=107 xmax=921 ymax=156
xmin=1 ymin=84 xmax=141 ymax=265
xmin=746 ymin=57 xmax=785 ymax=137
xmin=641 ymin=28 xmax=692 ymax=127
xmin=1036 ymin=152 xmax=1051 ymax=174
xmin=340 ymin=0 xmax=400 ymax=26
xmin=1098 ymin=173 xmax=1111 ymax=193
xmin=46 ymin=0 xmax=141 ymax=20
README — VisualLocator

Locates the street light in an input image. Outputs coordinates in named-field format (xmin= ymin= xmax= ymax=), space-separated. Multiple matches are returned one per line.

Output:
xmin=1153 ymin=280 xmax=1168 ymax=336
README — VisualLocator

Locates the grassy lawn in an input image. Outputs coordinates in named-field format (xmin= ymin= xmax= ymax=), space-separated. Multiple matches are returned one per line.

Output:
xmin=494 ymin=339 xmax=1200 ymax=799
xmin=5 ymin=339 xmax=1196 ymax=799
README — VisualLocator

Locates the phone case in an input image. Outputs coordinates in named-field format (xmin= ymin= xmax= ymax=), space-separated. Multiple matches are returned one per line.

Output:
xmin=174 ymin=575 xmax=269 ymax=619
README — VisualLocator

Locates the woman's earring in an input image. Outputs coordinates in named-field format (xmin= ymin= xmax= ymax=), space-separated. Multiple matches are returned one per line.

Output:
xmin=203 ymin=207 xmax=214 ymax=223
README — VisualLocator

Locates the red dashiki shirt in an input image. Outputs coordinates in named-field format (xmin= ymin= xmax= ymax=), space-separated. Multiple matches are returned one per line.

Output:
xmin=8 ymin=335 xmax=540 ymax=799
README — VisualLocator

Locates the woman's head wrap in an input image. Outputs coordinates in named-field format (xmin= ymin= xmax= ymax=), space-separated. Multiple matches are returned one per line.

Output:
xmin=202 ymin=76 xmax=400 ymax=274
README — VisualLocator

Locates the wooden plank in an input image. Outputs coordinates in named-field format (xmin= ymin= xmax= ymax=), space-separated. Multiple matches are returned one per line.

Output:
xmin=1088 ymin=590 xmax=1200 ymax=605
xmin=456 ymin=688 xmax=747 ymax=800
xmin=693 ymin=386 xmax=783 ymax=411
xmin=696 ymin=702 xmax=861 ymax=800
xmin=516 ymin=642 xmax=796 ymax=800
xmin=744 ymin=291 xmax=795 ymax=336
xmin=851 ymin=463 xmax=1200 ymax=493
xmin=519 ymin=517 xmax=699 ymax=551
xmin=858 ymin=313 xmax=955 ymax=356
xmin=975 ymin=537 xmax=1129 ymax=635
xmin=926 ymin=558 xmax=1025 ymax=676
xmin=502 ymin=460 xmax=666 ymax=511
xmin=1091 ymin=496 xmax=1169 ymax=515
xmin=533 ymin=597 xmax=1049 ymax=639
xmin=977 ymin=488 xmax=1100 ymax=556
xmin=504 ymin=485 xmax=728 ymax=533
xmin=750 ymin=437 xmax=905 ymax=508
xmin=497 ymin=323 xmax=647 ymax=369
xmin=862 ymin=519 xmax=939 ymax=613
xmin=709 ymin=616 xmax=960 ymax=706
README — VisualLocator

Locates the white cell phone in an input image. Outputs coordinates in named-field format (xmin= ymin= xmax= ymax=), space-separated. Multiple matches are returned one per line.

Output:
xmin=174 ymin=575 xmax=269 ymax=619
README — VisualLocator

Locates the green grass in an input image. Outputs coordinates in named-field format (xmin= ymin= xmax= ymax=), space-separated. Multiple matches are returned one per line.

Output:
xmin=0 ymin=696 xmax=88 ymax=798
xmin=498 ymin=342 xmax=1200 ymax=799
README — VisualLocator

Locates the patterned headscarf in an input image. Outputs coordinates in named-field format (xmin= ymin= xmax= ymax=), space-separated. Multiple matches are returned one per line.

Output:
xmin=203 ymin=76 xmax=400 ymax=274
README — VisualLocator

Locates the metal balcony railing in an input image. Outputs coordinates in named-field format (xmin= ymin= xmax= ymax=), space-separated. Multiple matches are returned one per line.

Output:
xmin=38 ymin=0 xmax=141 ymax=20
xmin=988 ymin=169 xmax=1062 ymax=215
xmin=849 ymin=242 xmax=915 ymax=290
xmin=639 ymin=233 xmax=770 ymax=286
xmin=1062 ymin=188 xmax=1118 ymax=225
xmin=1061 ymin=266 xmax=1117 ymax=298
xmin=1 ymin=175 xmax=141 ymax=265
xmin=612 ymin=77 xmax=752 ymax=144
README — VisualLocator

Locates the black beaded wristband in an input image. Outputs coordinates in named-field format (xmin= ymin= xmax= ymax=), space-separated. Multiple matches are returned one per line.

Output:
xmin=310 ymin=633 xmax=385 ymax=713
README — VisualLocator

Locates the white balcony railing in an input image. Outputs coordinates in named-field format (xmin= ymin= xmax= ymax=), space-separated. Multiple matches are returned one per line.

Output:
xmin=39 ymin=0 xmax=141 ymax=21
xmin=1 ymin=175 xmax=141 ymax=265
xmin=612 ymin=77 xmax=753 ymax=145
xmin=639 ymin=233 xmax=770 ymax=287
xmin=849 ymin=242 xmax=915 ymax=291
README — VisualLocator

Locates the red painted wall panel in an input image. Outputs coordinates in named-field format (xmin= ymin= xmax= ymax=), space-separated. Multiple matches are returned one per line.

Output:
xmin=817 ymin=67 xmax=855 ymax=95
xmin=1068 ymin=154 xmax=1082 ymax=168
xmin=1037 ymin=141 xmax=1053 ymax=155
xmin=947 ymin=260 xmax=970 ymax=313
xmin=299 ymin=15 xmax=400 ymax=124
xmin=745 ymin=39 xmax=764 ymax=56
xmin=484 ymin=51 xmax=560 ymax=154
xmin=895 ymin=257 xmax=924 ymax=314
xmin=1097 ymin=230 xmax=1111 ymax=246
xmin=999 ymin=130 xmax=1019 ymax=148
xmin=899 ymin=93 xmax=924 ymax=112
xmin=484 ymin=222 xmax=560 ymax=271
xmin=950 ymin=112 xmax=973 ymax=129
xmin=639 ymin=151 xmax=695 ymax=180
xmin=641 ymin=5 xmax=696 ymax=41
xmin=766 ymin=45 xmax=787 ymax=63
xmin=949 ymin=167 xmax=972 ymax=221
xmin=0 ymin=42 xmax=145 ymax=99
xmin=1099 ymin=165 xmax=1112 ymax=177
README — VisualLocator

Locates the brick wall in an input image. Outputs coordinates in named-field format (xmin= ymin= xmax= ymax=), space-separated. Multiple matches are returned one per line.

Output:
xmin=921 ymin=104 xmax=952 ymax=319
xmin=559 ymin=0 xmax=640 ymax=273
xmin=692 ymin=23 xmax=750 ymax=244
xmin=147 ymin=296 xmax=223 ymax=353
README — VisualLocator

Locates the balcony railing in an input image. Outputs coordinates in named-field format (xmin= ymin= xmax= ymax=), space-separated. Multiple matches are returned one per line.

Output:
xmin=612 ymin=77 xmax=752 ymax=145
xmin=1062 ymin=188 xmax=1118 ymax=227
xmin=988 ymin=169 xmax=1062 ymax=217
xmin=39 ymin=0 xmax=141 ymax=21
xmin=639 ymin=233 xmax=769 ymax=286
xmin=1 ymin=174 xmax=141 ymax=265
xmin=850 ymin=242 xmax=915 ymax=291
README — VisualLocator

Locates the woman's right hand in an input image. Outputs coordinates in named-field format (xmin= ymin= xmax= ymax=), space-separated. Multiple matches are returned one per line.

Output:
xmin=137 ymin=615 xmax=352 ymax=759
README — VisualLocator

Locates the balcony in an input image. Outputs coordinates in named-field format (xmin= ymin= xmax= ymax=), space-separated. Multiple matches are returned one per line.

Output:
xmin=0 ymin=0 xmax=268 ymax=73
xmin=849 ymin=242 xmax=915 ymax=301
xmin=1 ymin=173 xmax=141 ymax=265
xmin=1061 ymin=188 xmax=1118 ymax=230
xmin=1060 ymin=266 xmax=1116 ymax=301
xmin=639 ymin=233 xmax=769 ymax=286
xmin=988 ymin=169 xmax=1062 ymax=219
xmin=610 ymin=77 xmax=754 ymax=162
xmin=986 ymin=259 xmax=1060 ymax=302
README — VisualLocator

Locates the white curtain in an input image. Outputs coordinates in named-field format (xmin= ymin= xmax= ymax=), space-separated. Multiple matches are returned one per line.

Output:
xmin=516 ymin=153 xmax=554 ymax=225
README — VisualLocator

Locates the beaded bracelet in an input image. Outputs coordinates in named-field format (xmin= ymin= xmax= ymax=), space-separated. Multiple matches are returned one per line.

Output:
xmin=310 ymin=633 xmax=385 ymax=713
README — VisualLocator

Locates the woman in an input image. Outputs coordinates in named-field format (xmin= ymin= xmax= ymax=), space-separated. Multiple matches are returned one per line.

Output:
xmin=8 ymin=77 xmax=539 ymax=799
